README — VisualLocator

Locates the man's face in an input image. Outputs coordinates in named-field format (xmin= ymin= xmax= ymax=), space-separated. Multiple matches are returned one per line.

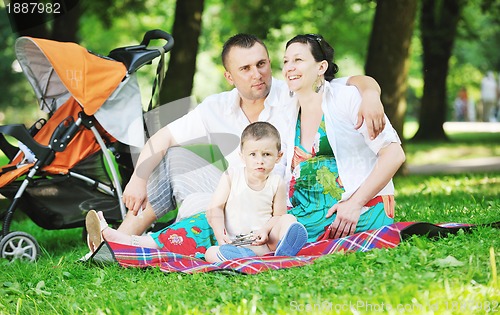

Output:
xmin=223 ymin=43 xmax=272 ymax=103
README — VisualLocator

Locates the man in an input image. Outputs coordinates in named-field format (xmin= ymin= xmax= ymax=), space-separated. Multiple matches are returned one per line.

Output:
xmin=119 ymin=34 xmax=386 ymax=236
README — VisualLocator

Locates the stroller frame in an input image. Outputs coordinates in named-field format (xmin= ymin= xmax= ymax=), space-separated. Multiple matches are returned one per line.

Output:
xmin=0 ymin=110 xmax=126 ymax=222
xmin=0 ymin=30 xmax=174 ymax=262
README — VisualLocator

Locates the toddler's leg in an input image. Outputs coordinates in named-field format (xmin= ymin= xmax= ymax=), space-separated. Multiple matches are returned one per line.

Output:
xmin=206 ymin=244 xmax=256 ymax=262
xmin=269 ymin=214 xmax=308 ymax=256
xmin=205 ymin=246 xmax=221 ymax=263
xmin=268 ymin=214 xmax=298 ymax=250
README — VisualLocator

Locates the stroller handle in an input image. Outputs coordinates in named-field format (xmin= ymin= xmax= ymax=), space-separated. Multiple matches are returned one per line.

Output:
xmin=140 ymin=29 xmax=174 ymax=53
xmin=108 ymin=30 xmax=174 ymax=74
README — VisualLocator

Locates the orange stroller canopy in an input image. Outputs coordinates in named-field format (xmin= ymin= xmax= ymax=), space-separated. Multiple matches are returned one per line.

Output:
xmin=16 ymin=37 xmax=127 ymax=115
xmin=16 ymin=37 xmax=145 ymax=148
xmin=0 ymin=37 xmax=148 ymax=187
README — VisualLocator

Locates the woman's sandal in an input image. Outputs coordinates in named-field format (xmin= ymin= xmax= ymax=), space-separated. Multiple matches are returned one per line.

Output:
xmin=85 ymin=210 xmax=109 ymax=253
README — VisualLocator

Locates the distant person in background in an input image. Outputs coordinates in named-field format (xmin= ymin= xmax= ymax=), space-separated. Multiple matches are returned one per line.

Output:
xmin=496 ymin=75 xmax=500 ymax=121
xmin=467 ymin=97 xmax=476 ymax=122
xmin=454 ymin=86 xmax=468 ymax=121
xmin=480 ymin=71 xmax=497 ymax=122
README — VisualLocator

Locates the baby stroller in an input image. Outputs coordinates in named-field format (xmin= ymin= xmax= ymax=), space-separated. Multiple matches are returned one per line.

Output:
xmin=0 ymin=30 xmax=174 ymax=262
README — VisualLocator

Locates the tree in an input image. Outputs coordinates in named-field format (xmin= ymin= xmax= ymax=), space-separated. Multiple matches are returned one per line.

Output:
xmin=160 ymin=0 xmax=205 ymax=105
xmin=412 ymin=0 xmax=465 ymax=141
xmin=52 ymin=0 xmax=81 ymax=42
xmin=223 ymin=0 xmax=297 ymax=40
xmin=365 ymin=0 xmax=418 ymax=140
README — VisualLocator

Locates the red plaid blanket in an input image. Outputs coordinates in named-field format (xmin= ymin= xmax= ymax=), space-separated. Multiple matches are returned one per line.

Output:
xmin=90 ymin=222 xmax=477 ymax=275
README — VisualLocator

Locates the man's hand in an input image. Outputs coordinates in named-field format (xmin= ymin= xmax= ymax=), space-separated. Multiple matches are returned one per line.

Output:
xmin=122 ymin=176 xmax=148 ymax=216
xmin=355 ymin=90 xmax=386 ymax=140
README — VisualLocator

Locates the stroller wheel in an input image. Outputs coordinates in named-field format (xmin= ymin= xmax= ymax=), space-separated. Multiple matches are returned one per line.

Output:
xmin=0 ymin=232 xmax=40 ymax=262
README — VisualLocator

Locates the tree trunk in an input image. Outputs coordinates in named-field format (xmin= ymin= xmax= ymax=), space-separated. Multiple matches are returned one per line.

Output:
xmin=7 ymin=0 xmax=82 ymax=40
xmin=160 ymin=0 xmax=204 ymax=105
xmin=52 ymin=0 xmax=82 ymax=42
xmin=412 ymin=0 xmax=464 ymax=141
xmin=7 ymin=0 xmax=49 ymax=38
xmin=365 ymin=0 xmax=417 ymax=175
xmin=365 ymin=0 xmax=417 ymax=138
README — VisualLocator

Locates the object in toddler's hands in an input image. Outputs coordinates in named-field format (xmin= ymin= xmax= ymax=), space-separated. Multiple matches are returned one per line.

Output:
xmin=231 ymin=232 xmax=257 ymax=246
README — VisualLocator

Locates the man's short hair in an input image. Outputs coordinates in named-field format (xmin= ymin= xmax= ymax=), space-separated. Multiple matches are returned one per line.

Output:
xmin=241 ymin=121 xmax=281 ymax=151
xmin=221 ymin=34 xmax=268 ymax=69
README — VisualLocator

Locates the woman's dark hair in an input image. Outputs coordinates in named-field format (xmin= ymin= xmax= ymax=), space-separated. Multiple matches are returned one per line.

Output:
xmin=285 ymin=34 xmax=339 ymax=82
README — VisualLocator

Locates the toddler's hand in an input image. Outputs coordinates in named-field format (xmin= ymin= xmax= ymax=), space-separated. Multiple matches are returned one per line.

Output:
xmin=252 ymin=230 xmax=269 ymax=246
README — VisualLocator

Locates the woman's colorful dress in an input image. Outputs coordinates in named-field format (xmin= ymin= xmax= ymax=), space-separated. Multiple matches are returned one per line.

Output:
xmin=288 ymin=115 xmax=394 ymax=242
xmin=149 ymin=212 xmax=214 ymax=259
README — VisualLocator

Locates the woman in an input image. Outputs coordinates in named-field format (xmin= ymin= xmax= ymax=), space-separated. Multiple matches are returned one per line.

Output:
xmin=282 ymin=34 xmax=405 ymax=241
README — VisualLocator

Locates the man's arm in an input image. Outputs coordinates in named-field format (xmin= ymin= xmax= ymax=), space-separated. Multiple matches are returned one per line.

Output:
xmin=122 ymin=125 xmax=178 ymax=214
xmin=122 ymin=102 xmax=209 ymax=215
xmin=347 ymin=75 xmax=385 ymax=140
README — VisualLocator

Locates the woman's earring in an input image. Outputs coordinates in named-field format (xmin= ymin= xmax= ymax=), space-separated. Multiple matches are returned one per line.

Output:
xmin=312 ymin=75 xmax=324 ymax=93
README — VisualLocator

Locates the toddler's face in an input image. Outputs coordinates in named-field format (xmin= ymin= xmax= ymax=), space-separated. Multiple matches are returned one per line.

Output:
xmin=240 ymin=137 xmax=282 ymax=178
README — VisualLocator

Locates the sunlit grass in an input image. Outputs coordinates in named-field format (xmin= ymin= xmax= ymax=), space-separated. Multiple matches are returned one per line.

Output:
xmin=395 ymin=174 xmax=499 ymax=223
xmin=403 ymin=121 xmax=500 ymax=165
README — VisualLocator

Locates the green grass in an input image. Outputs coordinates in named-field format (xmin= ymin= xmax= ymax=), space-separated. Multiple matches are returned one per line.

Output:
xmin=1 ymin=172 xmax=498 ymax=315
xmin=0 ymin=128 xmax=499 ymax=314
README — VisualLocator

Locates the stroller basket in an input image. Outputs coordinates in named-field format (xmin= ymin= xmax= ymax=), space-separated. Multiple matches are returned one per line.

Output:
xmin=0 ymin=30 xmax=174 ymax=262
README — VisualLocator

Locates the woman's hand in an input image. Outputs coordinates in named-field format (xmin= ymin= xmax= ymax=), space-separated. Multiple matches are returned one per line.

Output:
xmin=122 ymin=176 xmax=148 ymax=216
xmin=325 ymin=200 xmax=363 ymax=239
